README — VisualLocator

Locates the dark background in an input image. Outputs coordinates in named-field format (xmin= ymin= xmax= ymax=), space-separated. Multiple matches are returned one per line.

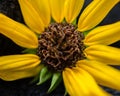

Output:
xmin=0 ymin=0 xmax=120 ymax=96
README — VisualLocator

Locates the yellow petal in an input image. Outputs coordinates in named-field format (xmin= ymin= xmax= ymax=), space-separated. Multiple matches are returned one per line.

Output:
xmin=84 ymin=22 xmax=120 ymax=46
xmin=64 ymin=0 xmax=84 ymax=23
xmin=28 ymin=0 xmax=51 ymax=27
xmin=78 ymin=0 xmax=119 ymax=32
xmin=85 ymin=44 xmax=120 ymax=65
xmin=49 ymin=0 xmax=65 ymax=23
xmin=63 ymin=67 xmax=110 ymax=96
xmin=0 ymin=54 xmax=41 ymax=81
xmin=18 ymin=0 xmax=44 ymax=34
xmin=0 ymin=14 xmax=38 ymax=48
xmin=77 ymin=60 xmax=120 ymax=91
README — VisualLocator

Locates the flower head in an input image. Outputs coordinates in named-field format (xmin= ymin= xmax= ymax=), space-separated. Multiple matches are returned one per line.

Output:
xmin=0 ymin=0 xmax=120 ymax=95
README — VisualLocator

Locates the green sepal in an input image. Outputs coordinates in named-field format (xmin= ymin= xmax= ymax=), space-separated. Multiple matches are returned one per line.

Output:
xmin=47 ymin=72 xmax=62 ymax=93
xmin=30 ymin=73 xmax=40 ymax=84
xmin=22 ymin=48 xmax=37 ymax=54
xmin=72 ymin=19 xmax=77 ymax=25
xmin=37 ymin=66 xmax=52 ymax=85
xmin=83 ymin=26 xmax=98 ymax=36
xmin=83 ymin=31 xmax=90 ymax=36
xmin=51 ymin=17 xmax=56 ymax=23
xmin=64 ymin=90 xmax=68 ymax=96
xmin=62 ymin=18 xmax=67 ymax=23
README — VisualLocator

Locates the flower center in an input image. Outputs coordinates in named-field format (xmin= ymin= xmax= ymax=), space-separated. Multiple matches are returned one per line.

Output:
xmin=37 ymin=23 xmax=85 ymax=72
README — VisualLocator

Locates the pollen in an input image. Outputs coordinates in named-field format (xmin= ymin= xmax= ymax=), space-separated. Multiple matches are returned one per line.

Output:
xmin=37 ymin=23 xmax=85 ymax=72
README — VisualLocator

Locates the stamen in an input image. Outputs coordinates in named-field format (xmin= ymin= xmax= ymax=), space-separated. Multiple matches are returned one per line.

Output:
xmin=37 ymin=23 xmax=85 ymax=72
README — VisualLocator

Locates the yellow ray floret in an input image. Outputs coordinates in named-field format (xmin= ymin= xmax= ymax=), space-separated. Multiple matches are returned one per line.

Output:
xmin=84 ymin=22 xmax=120 ymax=46
xmin=28 ymin=0 xmax=51 ymax=27
xmin=63 ymin=67 xmax=110 ymax=96
xmin=18 ymin=0 xmax=45 ymax=34
xmin=0 ymin=54 xmax=41 ymax=81
xmin=64 ymin=0 xmax=84 ymax=23
xmin=78 ymin=0 xmax=119 ymax=31
xmin=84 ymin=44 xmax=120 ymax=65
xmin=77 ymin=60 xmax=120 ymax=91
xmin=49 ymin=0 xmax=65 ymax=23
xmin=0 ymin=14 xmax=38 ymax=48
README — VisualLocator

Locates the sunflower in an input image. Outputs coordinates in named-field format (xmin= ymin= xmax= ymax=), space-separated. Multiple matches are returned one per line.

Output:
xmin=0 ymin=0 xmax=120 ymax=95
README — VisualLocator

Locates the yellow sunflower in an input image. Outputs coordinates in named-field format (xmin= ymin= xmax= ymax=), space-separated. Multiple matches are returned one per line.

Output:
xmin=0 ymin=0 xmax=120 ymax=95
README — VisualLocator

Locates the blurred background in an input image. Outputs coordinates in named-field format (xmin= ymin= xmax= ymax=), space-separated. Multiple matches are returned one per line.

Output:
xmin=0 ymin=0 xmax=120 ymax=96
